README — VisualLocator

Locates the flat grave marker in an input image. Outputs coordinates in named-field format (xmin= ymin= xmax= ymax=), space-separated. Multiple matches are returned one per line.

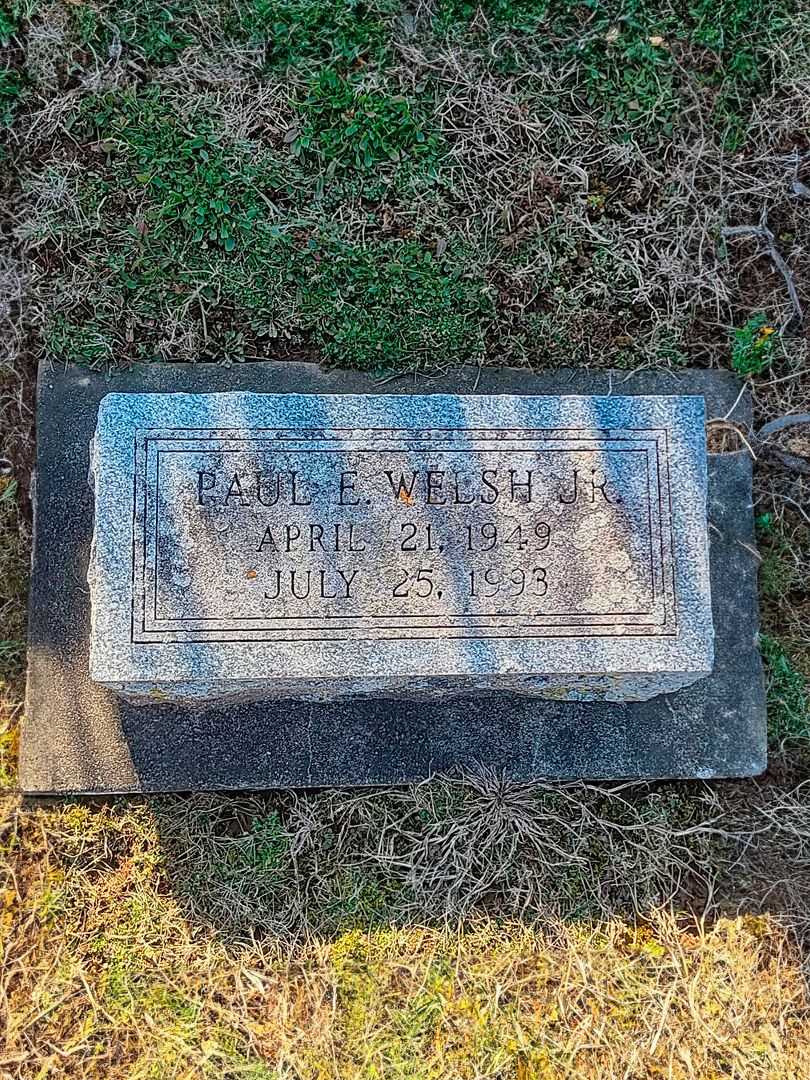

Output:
xmin=21 ymin=363 xmax=766 ymax=792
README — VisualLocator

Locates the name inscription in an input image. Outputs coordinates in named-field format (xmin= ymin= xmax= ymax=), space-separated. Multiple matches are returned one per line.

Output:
xmin=130 ymin=427 xmax=677 ymax=643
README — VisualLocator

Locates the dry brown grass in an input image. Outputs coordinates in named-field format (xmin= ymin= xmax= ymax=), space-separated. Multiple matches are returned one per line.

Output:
xmin=144 ymin=777 xmax=810 ymax=940
xmin=3 ymin=791 xmax=810 ymax=1079
xmin=390 ymin=25 xmax=810 ymax=370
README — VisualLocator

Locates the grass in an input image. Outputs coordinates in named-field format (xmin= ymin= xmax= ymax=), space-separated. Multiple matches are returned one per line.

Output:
xmin=11 ymin=0 xmax=810 ymax=370
xmin=762 ymin=634 xmax=810 ymax=745
xmin=432 ymin=0 xmax=794 ymax=148
xmin=292 ymin=69 xmax=440 ymax=175
xmin=300 ymin=238 xmax=493 ymax=368
xmin=68 ymin=0 xmax=398 ymax=71
xmin=1 ymin=0 xmax=810 ymax=1075
xmin=4 ymin=789 xmax=810 ymax=1076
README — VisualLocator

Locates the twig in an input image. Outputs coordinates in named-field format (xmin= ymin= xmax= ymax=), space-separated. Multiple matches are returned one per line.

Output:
xmin=721 ymin=209 xmax=804 ymax=331
xmin=775 ymin=492 xmax=810 ymax=523
xmin=721 ymin=379 xmax=748 ymax=422
xmin=706 ymin=419 xmax=757 ymax=459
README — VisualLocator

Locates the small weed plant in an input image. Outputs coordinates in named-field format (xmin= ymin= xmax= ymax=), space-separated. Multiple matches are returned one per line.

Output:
xmin=731 ymin=313 xmax=777 ymax=375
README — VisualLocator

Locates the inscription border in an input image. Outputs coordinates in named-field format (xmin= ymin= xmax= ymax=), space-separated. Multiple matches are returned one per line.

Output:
xmin=130 ymin=427 xmax=678 ymax=644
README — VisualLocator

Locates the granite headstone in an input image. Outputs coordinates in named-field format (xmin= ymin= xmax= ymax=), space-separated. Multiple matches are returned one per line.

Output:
xmin=88 ymin=392 xmax=713 ymax=704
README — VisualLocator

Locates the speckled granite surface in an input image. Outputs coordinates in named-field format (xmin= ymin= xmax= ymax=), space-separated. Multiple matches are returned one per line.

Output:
xmin=88 ymin=391 xmax=712 ymax=704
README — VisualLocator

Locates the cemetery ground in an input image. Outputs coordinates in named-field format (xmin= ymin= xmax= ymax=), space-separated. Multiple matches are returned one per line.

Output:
xmin=1 ymin=0 xmax=810 ymax=1075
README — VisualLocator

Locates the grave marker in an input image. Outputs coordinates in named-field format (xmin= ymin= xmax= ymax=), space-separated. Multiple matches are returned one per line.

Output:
xmin=21 ymin=362 xmax=766 ymax=792
xmin=88 ymin=392 xmax=713 ymax=703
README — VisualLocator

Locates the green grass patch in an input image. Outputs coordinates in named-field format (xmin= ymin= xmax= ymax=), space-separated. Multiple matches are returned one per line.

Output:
xmin=758 ymin=520 xmax=805 ymax=604
xmin=0 ymin=0 xmax=36 ymax=41
xmin=42 ymin=87 xmax=299 ymax=361
xmin=250 ymin=810 xmax=288 ymax=872
xmin=39 ymin=85 xmax=466 ymax=370
xmin=81 ymin=0 xmax=196 ymax=65
xmin=315 ymin=869 xmax=409 ymax=928
xmin=68 ymin=0 xmax=398 ymax=70
xmin=0 ymin=638 xmax=24 ymax=669
xmin=299 ymin=237 xmax=493 ymax=370
xmin=0 ymin=1 xmax=18 ymax=42
xmin=71 ymin=0 xmax=207 ymax=66
xmin=761 ymin=634 xmax=810 ymax=744
xmin=0 ymin=63 xmax=24 ymax=129
xmin=78 ymin=88 xmax=285 ymax=251
xmin=259 ymin=0 xmax=397 ymax=69
xmin=293 ymin=69 xmax=441 ymax=179
xmin=44 ymin=223 xmax=490 ymax=371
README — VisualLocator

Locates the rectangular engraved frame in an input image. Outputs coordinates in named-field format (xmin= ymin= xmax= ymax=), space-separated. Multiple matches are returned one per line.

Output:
xmin=130 ymin=426 xmax=677 ymax=644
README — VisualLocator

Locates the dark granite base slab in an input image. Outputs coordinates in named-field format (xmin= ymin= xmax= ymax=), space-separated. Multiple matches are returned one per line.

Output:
xmin=21 ymin=362 xmax=766 ymax=793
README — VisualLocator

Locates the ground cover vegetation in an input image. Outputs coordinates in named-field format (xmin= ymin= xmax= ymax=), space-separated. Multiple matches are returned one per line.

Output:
xmin=1 ymin=0 xmax=810 ymax=1075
